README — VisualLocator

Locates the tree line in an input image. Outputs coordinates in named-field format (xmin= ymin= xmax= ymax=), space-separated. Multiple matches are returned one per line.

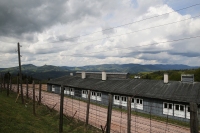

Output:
xmin=130 ymin=68 xmax=200 ymax=82
xmin=1 ymin=72 xmax=38 ymax=84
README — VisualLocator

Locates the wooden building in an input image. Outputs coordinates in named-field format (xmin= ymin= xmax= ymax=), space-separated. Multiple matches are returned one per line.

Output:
xmin=47 ymin=72 xmax=200 ymax=122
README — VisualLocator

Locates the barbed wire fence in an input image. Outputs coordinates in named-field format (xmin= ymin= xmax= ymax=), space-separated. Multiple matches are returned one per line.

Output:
xmin=0 ymin=75 xmax=199 ymax=133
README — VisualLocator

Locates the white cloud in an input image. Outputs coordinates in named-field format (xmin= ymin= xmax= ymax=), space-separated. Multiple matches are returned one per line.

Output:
xmin=0 ymin=0 xmax=200 ymax=67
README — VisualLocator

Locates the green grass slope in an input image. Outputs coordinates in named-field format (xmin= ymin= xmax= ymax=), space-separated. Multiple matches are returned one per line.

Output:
xmin=0 ymin=91 xmax=100 ymax=133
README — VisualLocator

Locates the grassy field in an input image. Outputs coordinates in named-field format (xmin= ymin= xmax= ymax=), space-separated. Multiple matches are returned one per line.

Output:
xmin=0 ymin=90 xmax=101 ymax=133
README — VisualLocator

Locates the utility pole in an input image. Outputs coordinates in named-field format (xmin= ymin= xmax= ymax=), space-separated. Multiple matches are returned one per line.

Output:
xmin=18 ymin=42 xmax=24 ymax=104
xmin=0 ymin=73 xmax=2 ymax=92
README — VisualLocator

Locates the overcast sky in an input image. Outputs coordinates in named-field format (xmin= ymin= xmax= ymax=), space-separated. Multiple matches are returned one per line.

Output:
xmin=0 ymin=0 xmax=200 ymax=68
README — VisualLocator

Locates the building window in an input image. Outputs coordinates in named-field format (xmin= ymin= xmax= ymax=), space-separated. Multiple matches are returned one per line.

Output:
xmin=164 ymin=103 xmax=167 ymax=108
xmin=168 ymin=104 xmax=172 ymax=109
xmin=115 ymin=95 xmax=120 ymax=100
xmin=186 ymin=105 xmax=190 ymax=119
xmin=121 ymin=96 xmax=127 ymax=102
xmin=180 ymin=105 xmax=184 ymax=111
xmin=187 ymin=106 xmax=190 ymax=112
xmin=64 ymin=87 xmax=74 ymax=95
xmin=69 ymin=88 xmax=74 ymax=96
xmin=135 ymin=98 xmax=143 ymax=110
xmin=97 ymin=92 xmax=101 ymax=97
xmin=90 ymin=91 xmax=102 ymax=101
xmin=136 ymin=98 xmax=143 ymax=105
xmin=131 ymin=98 xmax=143 ymax=109
xmin=131 ymin=98 xmax=135 ymax=108
xmin=132 ymin=98 xmax=134 ymax=103
xmin=137 ymin=99 xmax=139 ymax=104
xmin=163 ymin=102 xmax=173 ymax=116
xmin=174 ymin=104 xmax=185 ymax=118
xmin=52 ymin=85 xmax=55 ymax=92
xmin=114 ymin=95 xmax=120 ymax=105
xmin=64 ymin=87 xmax=69 ymax=94
xmin=121 ymin=96 xmax=127 ymax=107
xmin=175 ymin=105 xmax=179 ymax=110
xmin=82 ymin=90 xmax=88 ymax=98
xmin=91 ymin=91 xmax=96 ymax=96
xmin=96 ymin=92 xmax=102 ymax=101
xmin=140 ymin=99 xmax=142 ymax=104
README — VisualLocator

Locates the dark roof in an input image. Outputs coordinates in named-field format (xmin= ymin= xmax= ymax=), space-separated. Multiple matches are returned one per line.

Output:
xmin=76 ymin=72 xmax=129 ymax=79
xmin=48 ymin=75 xmax=200 ymax=103
xmin=76 ymin=72 xmax=128 ymax=75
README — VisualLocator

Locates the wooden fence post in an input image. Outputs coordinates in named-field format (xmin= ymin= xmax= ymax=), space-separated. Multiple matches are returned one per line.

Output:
xmin=33 ymin=81 xmax=36 ymax=115
xmin=26 ymin=79 xmax=28 ymax=99
xmin=17 ymin=76 xmax=19 ymax=93
xmin=106 ymin=94 xmax=113 ymax=133
xmin=20 ymin=78 xmax=24 ymax=104
xmin=38 ymin=82 xmax=42 ymax=105
xmin=3 ymin=75 xmax=5 ymax=90
xmin=86 ymin=90 xmax=91 ymax=125
xmin=10 ymin=78 xmax=12 ymax=91
xmin=0 ymin=73 xmax=2 ymax=92
xmin=7 ymin=76 xmax=9 ymax=96
xmin=59 ymin=84 xmax=64 ymax=133
xmin=0 ymin=73 xmax=2 ymax=91
xmin=127 ymin=97 xmax=131 ymax=133
xmin=190 ymin=102 xmax=198 ymax=133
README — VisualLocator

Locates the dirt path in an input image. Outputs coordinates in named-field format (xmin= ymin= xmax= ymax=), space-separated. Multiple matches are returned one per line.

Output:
xmin=11 ymin=85 xmax=190 ymax=133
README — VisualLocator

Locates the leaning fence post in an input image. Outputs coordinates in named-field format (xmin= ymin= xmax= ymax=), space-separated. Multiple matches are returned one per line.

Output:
xmin=59 ymin=84 xmax=64 ymax=133
xmin=26 ymin=79 xmax=28 ymax=99
xmin=190 ymin=102 xmax=198 ymax=133
xmin=106 ymin=94 xmax=113 ymax=133
xmin=127 ymin=97 xmax=131 ymax=133
xmin=17 ymin=76 xmax=19 ymax=93
xmin=38 ymin=82 xmax=42 ymax=105
xmin=86 ymin=90 xmax=91 ymax=126
xmin=33 ymin=81 xmax=36 ymax=115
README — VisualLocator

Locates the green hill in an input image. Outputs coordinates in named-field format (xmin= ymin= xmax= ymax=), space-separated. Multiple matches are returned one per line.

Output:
xmin=0 ymin=63 xmax=198 ymax=81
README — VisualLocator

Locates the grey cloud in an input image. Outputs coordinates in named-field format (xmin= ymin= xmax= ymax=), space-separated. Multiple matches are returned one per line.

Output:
xmin=102 ymin=28 xmax=115 ymax=35
xmin=0 ymin=0 xmax=102 ymax=39
xmin=168 ymin=52 xmax=200 ymax=57
xmin=33 ymin=49 xmax=60 ymax=54
xmin=53 ymin=35 xmax=79 ymax=43
xmin=0 ymin=0 xmax=66 ymax=36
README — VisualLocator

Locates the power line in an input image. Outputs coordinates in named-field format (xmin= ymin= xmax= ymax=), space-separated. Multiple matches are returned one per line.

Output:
xmin=43 ymin=3 xmax=200 ymax=44
xmin=0 ymin=3 xmax=199 ymax=47
xmin=40 ymin=35 xmax=200 ymax=56
xmin=37 ymin=14 xmax=200 ymax=50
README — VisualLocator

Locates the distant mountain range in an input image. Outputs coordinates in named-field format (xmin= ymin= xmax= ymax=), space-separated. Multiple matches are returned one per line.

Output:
xmin=0 ymin=64 xmax=198 ymax=80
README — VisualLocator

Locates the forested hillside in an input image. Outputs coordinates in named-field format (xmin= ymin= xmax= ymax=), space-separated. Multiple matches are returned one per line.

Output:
xmin=133 ymin=68 xmax=200 ymax=82
xmin=0 ymin=64 xmax=199 ymax=83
